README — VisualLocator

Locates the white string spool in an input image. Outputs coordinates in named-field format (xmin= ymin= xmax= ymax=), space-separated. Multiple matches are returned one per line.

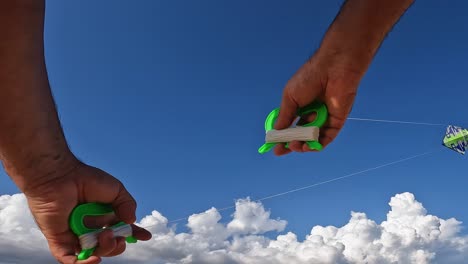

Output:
xmin=265 ymin=126 xmax=319 ymax=143
xmin=78 ymin=224 xmax=133 ymax=250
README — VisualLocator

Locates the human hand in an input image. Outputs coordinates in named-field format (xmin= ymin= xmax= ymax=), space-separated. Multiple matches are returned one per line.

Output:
xmin=23 ymin=161 xmax=152 ymax=264
xmin=272 ymin=0 xmax=415 ymax=156
xmin=273 ymin=51 xmax=364 ymax=155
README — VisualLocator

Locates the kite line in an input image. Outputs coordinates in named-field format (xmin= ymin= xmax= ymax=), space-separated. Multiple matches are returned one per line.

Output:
xmin=139 ymin=116 xmax=450 ymax=227
xmin=347 ymin=117 xmax=448 ymax=126
xmin=70 ymin=104 xmax=464 ymax=259
xmin=139 ymin=149 xmax=439 ymax=227
xmin=255 ymin=150 xmax=438 ymax=202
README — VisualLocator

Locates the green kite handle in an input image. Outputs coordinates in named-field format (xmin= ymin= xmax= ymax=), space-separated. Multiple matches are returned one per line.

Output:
xmin=69 ymin=203 xmax=137 ymax=260
xmin=258 ymin=101 xmax=328 ymax=154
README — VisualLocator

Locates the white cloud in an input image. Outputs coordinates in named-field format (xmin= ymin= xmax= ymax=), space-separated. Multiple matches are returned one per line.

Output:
xmin=227 ymin=198 xmax=287 ymax=235
xmin=1 ymin=192 xmax=468 ymax=264
xmin=0 ymin=193 xmax=55 ymax=264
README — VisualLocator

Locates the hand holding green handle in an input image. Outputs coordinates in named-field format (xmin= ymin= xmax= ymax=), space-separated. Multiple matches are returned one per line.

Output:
xmin=258 ymin=101 xmax=328 ymax=154
xmin=69 ymin=203 xmax=138 ymax=260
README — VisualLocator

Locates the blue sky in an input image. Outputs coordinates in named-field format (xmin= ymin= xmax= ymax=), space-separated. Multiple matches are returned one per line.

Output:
xmin=1 ymin=0 xmax=467 ymax=239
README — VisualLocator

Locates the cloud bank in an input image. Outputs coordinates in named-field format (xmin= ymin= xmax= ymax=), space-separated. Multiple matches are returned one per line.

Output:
xmin=0 ymin=192 xmax=467 ymax=264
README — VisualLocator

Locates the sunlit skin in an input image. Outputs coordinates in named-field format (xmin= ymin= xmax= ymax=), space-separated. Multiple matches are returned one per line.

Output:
xmin=0 ymin=0 xmax=413 ymax=263
xmin=274 ymin=55 xmax=362 ymax=155
xmin=25 ymin=163 xmax=152 ymax=264
xmin=274 ymin=0 xmax=414 ymax=155
xmin=0 ymin=2 xmax=151 ymax=263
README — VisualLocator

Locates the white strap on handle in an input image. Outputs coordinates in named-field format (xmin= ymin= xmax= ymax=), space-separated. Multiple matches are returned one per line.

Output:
xmin=265 ymin=126 xmax=319 ymax=143
xmin=78 ymin=224 xmax=133 ymax=250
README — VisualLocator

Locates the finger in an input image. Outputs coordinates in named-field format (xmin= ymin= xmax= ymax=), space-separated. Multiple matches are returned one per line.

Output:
xmin=84 ymin=214 xmax=119 ymax=229
xmin=112 ymin=186 xmax=137 ymax=225
xmin=93 ymin=229 xmax=117 ymax=257
xmin=83 ymin=172 xmax=137 ymax=225
xmin=319 ymin=128 xmax=340 ymax=149
xmin=324 ymin=114 xmax=347 ymax=131
xmin=105 ymin=237 xmax=126 ymax=257
xmin=46 ymin=230 xmax=100 ymax=264
xmin=274 ymin=93 xmax=298 ymax=130
xmin=98 ymin=226 xmax=150 ymax=258
xmin=132 ymin=224 xmax=152 ymax=241
xmin=95 ymin=224 xmax=150 ymax=257
xmin=92 ymin=225 xmax=150 ymax=258
xmin=288 ymin=140 xmax=305 ymax=153
xmin=317 ymin=126 xmax=341 ymax=149
xmin=45 ymin=226 xmax=105 ymax=264
xmin=319 ymin=136 xmax=334 ymax=149
xmin=273 ymin=143 xmax=291 ymax=156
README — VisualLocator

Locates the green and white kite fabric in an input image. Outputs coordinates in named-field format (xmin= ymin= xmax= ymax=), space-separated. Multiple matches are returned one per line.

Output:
xmin=443 ymin=125 xmax=468 ymax=155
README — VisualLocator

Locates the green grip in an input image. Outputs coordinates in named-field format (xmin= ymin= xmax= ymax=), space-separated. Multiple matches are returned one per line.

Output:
xmin=258 ymin=101 xmax=328 ymax=154
xmin=69 ymin=203 xmax=137 ymax=261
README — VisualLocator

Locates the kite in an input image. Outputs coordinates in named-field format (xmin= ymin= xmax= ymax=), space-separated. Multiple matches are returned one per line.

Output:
xmin=442 ymin=125 xmax=468 ymax=155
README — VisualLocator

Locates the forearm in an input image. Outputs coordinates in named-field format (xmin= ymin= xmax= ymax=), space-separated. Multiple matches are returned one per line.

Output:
xmin=0 ymin=1 xmax=78 ymax=193
xmin=318 ymin=0 xmax=414 ymax=72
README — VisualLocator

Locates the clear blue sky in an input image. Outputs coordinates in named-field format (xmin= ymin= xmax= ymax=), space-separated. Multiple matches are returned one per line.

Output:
xmin=1 ymin=0 xmax=467 ymax=238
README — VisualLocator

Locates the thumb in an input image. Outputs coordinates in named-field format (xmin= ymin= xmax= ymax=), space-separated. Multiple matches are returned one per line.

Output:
xmin=111 ymin=185 xmax=137 ymax=224
xmin=274 ymin=93 xmax=298 ymax=130
xmin=84 ymin=171 xmax=138 ymax=224
xmin=275 ymin=75 xmax=324 ymax=130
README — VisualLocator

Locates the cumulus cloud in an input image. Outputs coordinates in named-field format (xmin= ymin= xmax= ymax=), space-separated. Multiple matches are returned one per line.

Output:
xmin=1 ymin=193 xmax=468 ymax=264
xmin=0 ymin=194 xmax=55 ymax=264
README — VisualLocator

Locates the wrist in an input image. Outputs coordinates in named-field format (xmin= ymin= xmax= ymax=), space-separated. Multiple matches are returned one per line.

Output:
xmin=3 ymin=148 xmax=81 ymax=195
xmin=317 ymin=21 xmax=386 ymax=74
xmin=315 ymin=42 xmax=372 ymax=77
xmin=316 ymin=0 xmax=414 ymax=74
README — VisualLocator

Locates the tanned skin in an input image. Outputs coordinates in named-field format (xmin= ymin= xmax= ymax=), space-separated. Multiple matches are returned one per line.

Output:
xmin=0 ymin=2 xmax=151 ymax=264
xmin=274 ymin=0 xmax=414 ymax=155
xmin=0 ymin=0 xmax=413 ymax=263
